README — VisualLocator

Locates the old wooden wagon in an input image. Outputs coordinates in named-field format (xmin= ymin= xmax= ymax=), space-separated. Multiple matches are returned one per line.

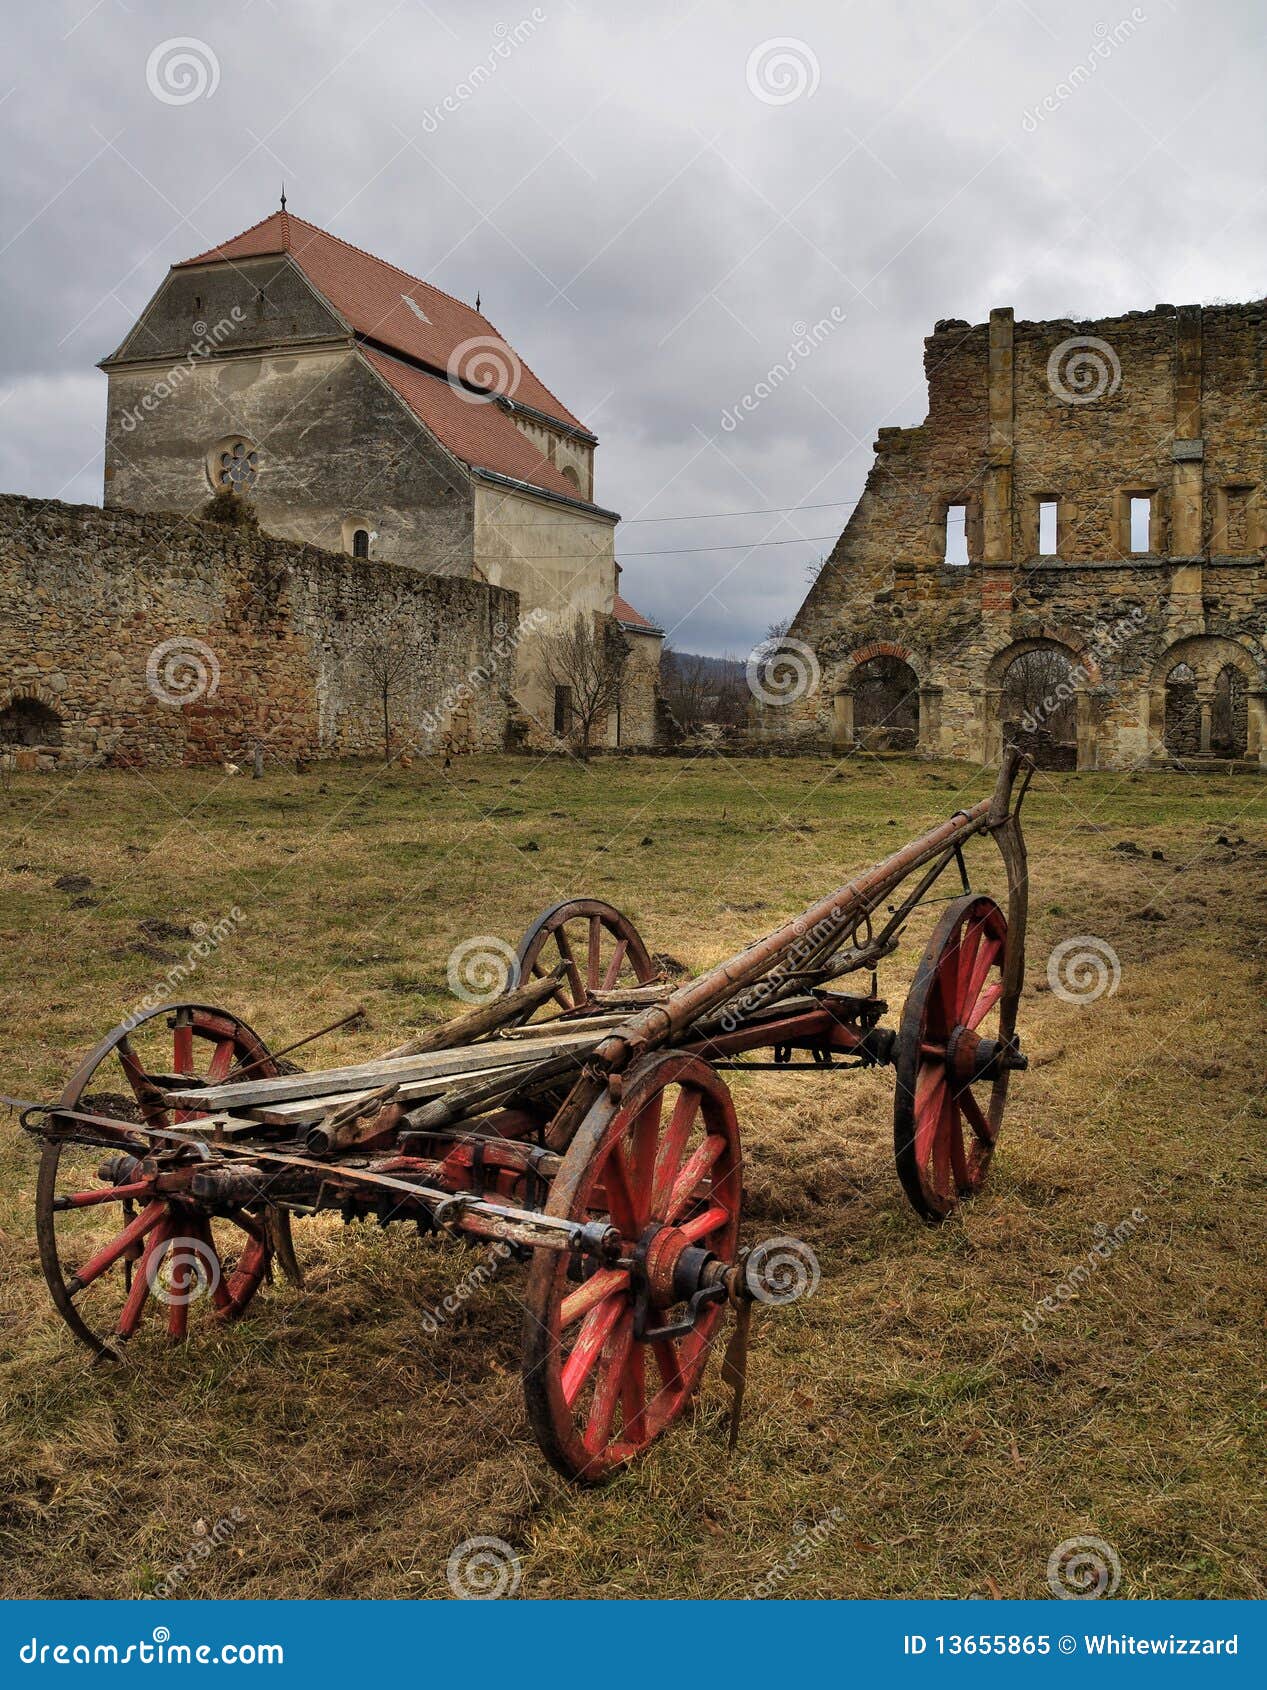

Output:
xmin=13 ymin=752 xmax=1032 ymax=1482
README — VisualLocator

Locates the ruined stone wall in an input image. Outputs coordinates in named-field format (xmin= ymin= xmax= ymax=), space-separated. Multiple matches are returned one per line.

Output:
xmin=0 ymin=495 xmax=517 ymax=769
xmin=774 ymin=299 xmax=1267 ymax=768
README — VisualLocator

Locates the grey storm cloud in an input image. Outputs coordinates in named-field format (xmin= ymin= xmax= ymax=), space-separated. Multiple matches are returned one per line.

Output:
xmin=1 ymin=0 xmax=1262 ymax=654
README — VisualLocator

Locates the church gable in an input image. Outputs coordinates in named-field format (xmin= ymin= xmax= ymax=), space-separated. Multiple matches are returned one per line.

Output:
xmin=103 ymin=254 xmax=349 ymax=369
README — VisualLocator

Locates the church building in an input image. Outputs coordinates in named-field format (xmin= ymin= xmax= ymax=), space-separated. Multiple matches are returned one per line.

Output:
xmin=99 ymin=206 xmax=660 ymax=746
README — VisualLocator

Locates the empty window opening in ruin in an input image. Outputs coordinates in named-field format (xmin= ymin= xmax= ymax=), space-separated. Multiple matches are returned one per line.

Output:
xmin=1001 ymin=646 xmax=1077 ymax=769
xmin=1038 ymin=500 xmax=1059 ymax=556
xmin=1162 ymin=662 xmax=1200 ymax=759
xmin=852 ymin=656 xmax=919 ymax=750
xmin=1129 ymin=495 xmax=1152 ymax=554
xmin=352 ymin=528 xmax=370 ymax=558
xmin=1223 ymin=487 xmax=1251 ymax=554
xmin=553 ymin=685 xmax=573 ymax=736
xmin=944 ymin=503 xmax=969 ymax=566
xmin=0 ymin=697 xmax=63 ymax=748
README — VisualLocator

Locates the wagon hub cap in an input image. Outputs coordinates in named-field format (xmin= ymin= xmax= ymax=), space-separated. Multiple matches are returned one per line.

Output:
xmin=946 ymin=1026 xmax=1003 ymax=1086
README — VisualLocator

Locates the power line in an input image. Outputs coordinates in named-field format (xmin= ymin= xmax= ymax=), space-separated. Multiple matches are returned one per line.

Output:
xmin=619 ymin=534 xmax=838 ymax=557
xmin=619 ymin=496 xmax=857 ymax=524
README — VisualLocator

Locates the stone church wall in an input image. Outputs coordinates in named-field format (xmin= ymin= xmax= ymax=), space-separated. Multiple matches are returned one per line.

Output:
xmin=0 ymin=495 xmax=517 ymax=769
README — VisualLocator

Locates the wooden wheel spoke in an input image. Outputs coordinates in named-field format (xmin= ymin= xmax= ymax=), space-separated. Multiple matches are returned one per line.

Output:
xmin=649 ymin=1087 xmax=701 ymax=1218
xmin=115 ymin=1038 xmax=168 ymax=1127
xmin=956 ymin=925 xmax=983 ymax=1005
xmin=172 ymin=1019 xmax=195 ymax=1077
xmin=947 ymin=1100 xmax=969 ymax=1190
xmin=601 ymin=938 xmax=629 ymax=990
xmin=561 ymin=1297 xmax=623 ymax=1408
xmin=677 ymin=1203 xmax=731 ymax=1245
xmin=930 ymin=1087 xmax=955 ymax=1202
xmin=966 ymin=981 xmax=1003 ymax=1031
xmin=585 ymin=1314 xmax=633 ymax=1452
xmin=620 ymin=1338 xmax=647 ymax=1446
xmin=602 ymin=1142 xmax=641 ymax=1239
xmin=115 ymin=1219 xmax=172 ymax=1338
xmin=554 ymin=928 xmax=585 ymax=1005
xmin=560 ymin=1269 xmax=630 ymax=1328
xmin=57 ymin=1179 xmax=152 ymax=1210
xmin=965 ymin=936 xmax=1002 ymax=1010
xmin=69 ymin=1200 xmax=165 ymax=1293
xmin=651 ymin=1336 xmax=684 ymax=1396
xmin=911 ymin=1069 xmax=946 ymax=1171
xmin=586 ymin=916 xmax=602 ymax=989
xmin=665 ymin=1133 xmax=726 ymax=1224
xmin=958 ymin=1086 xmax=996 ymax=1145
xmin=206 ymin=1037 xmax=239 ymax=1083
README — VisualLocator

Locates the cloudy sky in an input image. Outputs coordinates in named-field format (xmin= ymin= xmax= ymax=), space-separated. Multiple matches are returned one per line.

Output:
xmin=1 ymin=0 xmax=1262 ymax=655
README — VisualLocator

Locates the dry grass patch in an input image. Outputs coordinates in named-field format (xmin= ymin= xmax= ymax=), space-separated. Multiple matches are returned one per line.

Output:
xmin=0 ymin=754 xmax=1264 ymax=1599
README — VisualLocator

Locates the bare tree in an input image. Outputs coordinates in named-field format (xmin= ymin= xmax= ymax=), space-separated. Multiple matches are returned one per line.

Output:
xmin=660 ymin=644 xmax=713 ymax=734
xmin=360 ymin=628 xmax=419 ymax=762
xmin=538 ymin=612 xmax=629 ymax=761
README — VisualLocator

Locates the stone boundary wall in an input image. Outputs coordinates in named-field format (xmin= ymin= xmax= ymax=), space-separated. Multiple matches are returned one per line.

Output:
xmin=0 ymin=495 xmax=518 ymax=769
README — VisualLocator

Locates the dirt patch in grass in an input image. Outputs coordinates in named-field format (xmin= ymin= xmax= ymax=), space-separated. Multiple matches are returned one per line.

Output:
xmin=0 ymin=755 xmax=1264 ymax=1599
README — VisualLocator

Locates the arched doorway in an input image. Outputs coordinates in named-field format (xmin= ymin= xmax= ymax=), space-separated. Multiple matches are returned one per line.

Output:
xmin=999 ymin=645 xmax=1079 ymax=769
xmin=0 ymin=696 xmax=62 ymax=748
xmin=851 ymin=655 xmax=919 ymax=749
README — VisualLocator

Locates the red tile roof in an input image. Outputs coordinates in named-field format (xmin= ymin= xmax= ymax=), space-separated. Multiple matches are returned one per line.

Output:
xmin=614 ymin=591 xmax=662 ymax=633
xmin=176 ymin=211 xmax=588 ymax=434
xmin=362 ymin=347 xmax=588 ymax=505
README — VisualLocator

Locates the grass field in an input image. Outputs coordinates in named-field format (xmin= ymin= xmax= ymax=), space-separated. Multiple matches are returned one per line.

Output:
xmin=1 ymin=750 xmax=1264 ymax=1601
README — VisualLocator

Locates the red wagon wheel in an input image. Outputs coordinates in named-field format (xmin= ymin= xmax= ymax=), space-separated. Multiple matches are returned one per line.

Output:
xmin=894 ymin=895 xmax=1016 ymax=1223
xmin=513 ymin=898 xmax=658 ymax=1015
xmin=36 ymin=1002 xmax=284 ymax=1359
xmin=523 ymin=1052 xmax=742 ymax=1483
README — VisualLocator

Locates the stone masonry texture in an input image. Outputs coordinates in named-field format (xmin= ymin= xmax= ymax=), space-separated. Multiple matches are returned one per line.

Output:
xmin=0 ymin=495 xmax=518 ymax=769
xmin=769 ymin=299 xmax=1267 ymax=769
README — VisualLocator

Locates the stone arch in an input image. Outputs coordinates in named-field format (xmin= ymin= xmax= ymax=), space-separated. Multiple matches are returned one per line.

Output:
xmin=0 ymin=692 xmax=64 ymax=754
xmin=1149 ymin=636 xmax=1263 ymax=760
xmin=982 ymin=633 xmax=1099 ymax=769
xmin=831 ymin=641 xmax=939 ymax=754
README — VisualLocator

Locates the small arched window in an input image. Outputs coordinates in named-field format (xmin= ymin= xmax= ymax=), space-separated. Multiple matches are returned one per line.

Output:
xmin=352 ymin=529 xmax=370 ymax=558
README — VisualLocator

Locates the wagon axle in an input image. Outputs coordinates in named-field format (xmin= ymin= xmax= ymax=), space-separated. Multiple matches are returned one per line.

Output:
xmin=14 ymin=750 xmax=1032 ymax=1482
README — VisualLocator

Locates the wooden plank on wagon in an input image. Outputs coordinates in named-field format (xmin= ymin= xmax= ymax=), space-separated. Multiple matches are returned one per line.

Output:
xmin=162 ymin=1025 xmax=605 ymax=1112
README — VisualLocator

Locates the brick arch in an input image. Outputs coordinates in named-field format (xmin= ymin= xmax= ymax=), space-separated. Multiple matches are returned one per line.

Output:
xmin=844 ymin=638 xmax=918 ymax=679
xmin=984 ymin=629 xmax=1102 ymax=689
